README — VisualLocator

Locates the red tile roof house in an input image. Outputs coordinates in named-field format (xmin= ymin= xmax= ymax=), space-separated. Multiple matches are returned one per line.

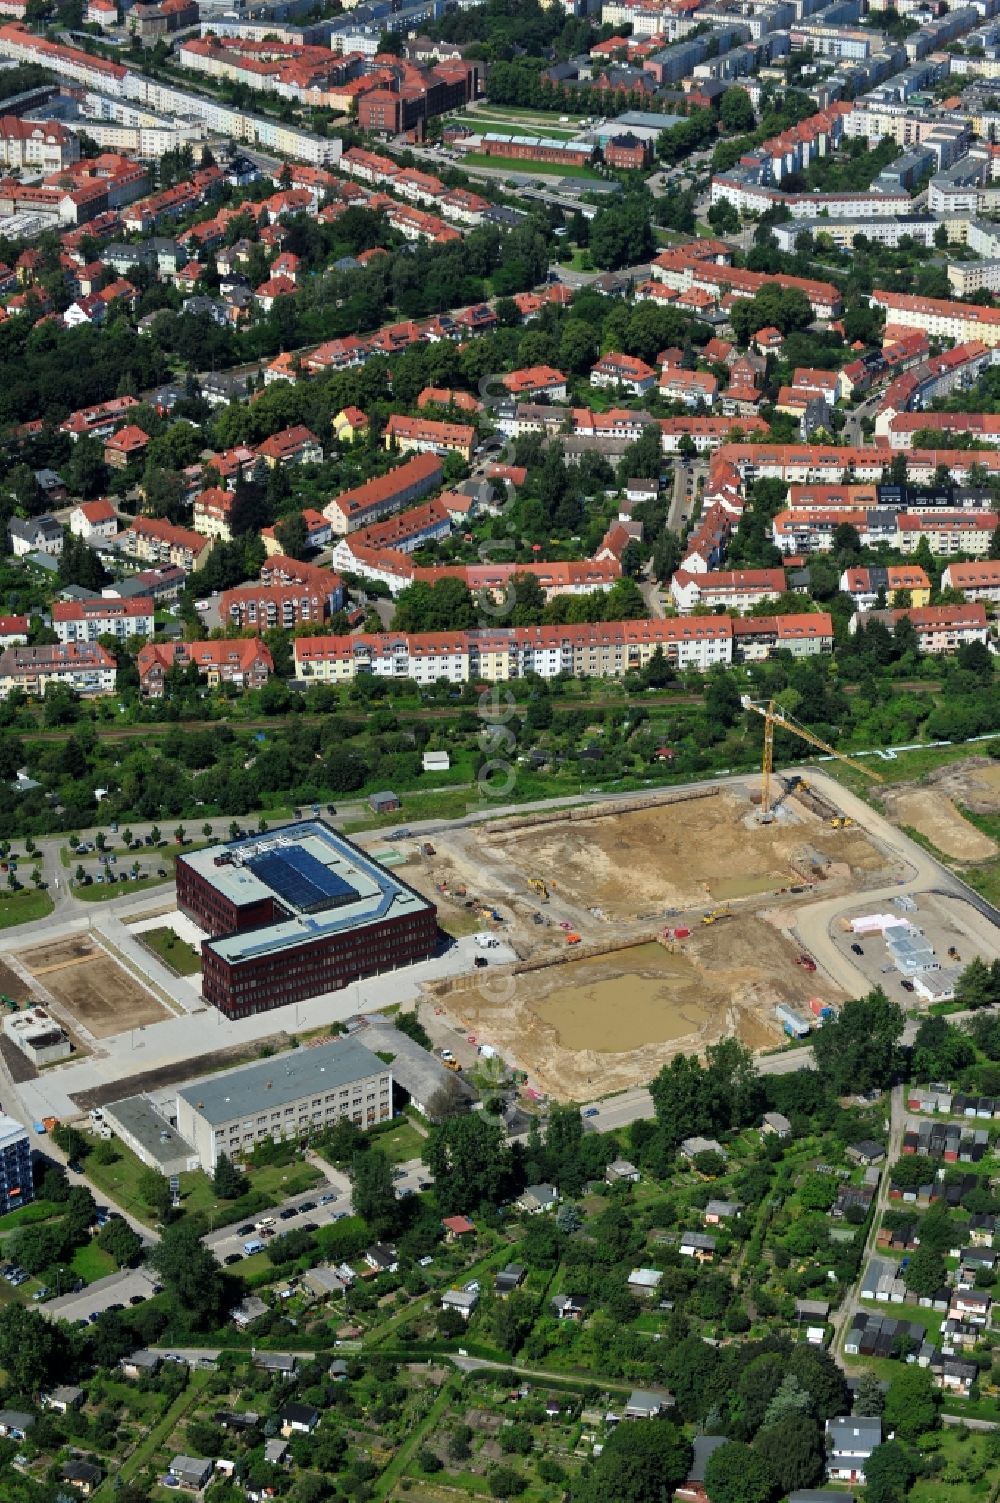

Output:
xmin=590 ymin=353 xmax=657 ymax=395
xmin=69 ymin=498 xmax=117 ymax=539
xmin=502 ymin=365 xmax=568 ymax=401
xmin=137 ymin=638 xmax=274 ymax=696
xmin=255 ymin=425 xmax=322 ymax=468
xmin=104 ymin=424 xmax=149 ymax=469
xmin=442 ymin=1215 xmax=475 ymax=1242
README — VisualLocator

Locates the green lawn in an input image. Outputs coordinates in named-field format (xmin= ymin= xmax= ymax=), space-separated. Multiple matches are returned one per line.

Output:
xmin=140 ymin=927 xmax=202 ymax=975
xmin=469 ymin=115 xmax=579 ymax=140
xmin=0 ymin=888 xmax=53 ymax=929
xmin=80 ymin=1130 xmax=322 ymax=1228
xmin=370 ymin=1117 xmax=426 ymax=1166
xmin=461 ymin=152 xmax=601 ymax=179
xmin=0 ymin=1199 xmax=60 ymax=1232
xmin=70 ymin=1240 xmax=117 ymax=1283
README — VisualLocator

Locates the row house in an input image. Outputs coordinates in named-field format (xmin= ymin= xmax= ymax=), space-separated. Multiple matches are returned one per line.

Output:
xmin=261 ymin=509 xmax=331 ymax=555
xmin=221 ymin=582 xmax=329 ymax=631
xmin=118 ymin=516 xmax=212 ymax=572
xmin=0 ymin=641 xmax=116 ymax=699
xmin=137 ymin=639 xmax=274 ymax=696
xmin=651 ymin=248 xmax=842 ymax=320
xmin=902 ymin=1117 xmax=990 ymax=1161
xmin=670 ymin=566 xmax=786 ymax=615
xmin=888 ymin=410 xmax=1000 ymax=449
xmin=324 ymin=453 xmax=444 ymax=535
xmin=330 ymin=498 xmax=451 ymax=568
xmin=772 ymin=508 xmax=871 ymax=555
xmin=52 ymin=596 xmax=154 ymax=644
xmin=659 ymin=414 xmax=768 ymax=453
xmin=841 ymin=565 xmax=932 ymax=610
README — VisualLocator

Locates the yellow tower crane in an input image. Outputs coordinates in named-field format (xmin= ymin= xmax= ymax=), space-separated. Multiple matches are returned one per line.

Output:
xmin=740 ymin=696 xmax=884 ymax=822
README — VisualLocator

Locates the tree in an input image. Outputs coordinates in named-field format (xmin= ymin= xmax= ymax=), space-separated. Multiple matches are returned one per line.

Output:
xmin=97 ymin=1217 xmax=144 ymax=1268
xmin=0 ymin=1305 xmax=68 ymax=1395
xmin=762 ymin=1373 xmax=813 ymax=1426
xmin=150 ymin=1221 xmax=226 ymax=1331
xmin=488 ymin=1465 xmax=526 ymax=1499
xmin=864 ymin=1441 xmax=918 ymax=1503
xmin=351 ymin=1148 xmax=396 ymax=1237
xmin=811 ymin=988 xmax=904 ymax=1094
xmin=704 ymin=1441 xmax=776 ymax=1503
xmin=883 ymin=1365 xmax=939 ymax=1441
xmin=212 ymin=1153 xmax=247 ymax=1201
xmin=578 ymin=1419 xmax=692 ymax=1503
xmin=138 ymin=1168 xmax=172 ymax=1218
xmin=752 ymin=1415 xmax=823 ymax=1494
xmin=720 ymin=87 xmax=755 ymax=133
xmin=854 ymin=1371 xmax=886 ymax=1416
xmin=423 ymin=1113 xmax=510 ymax=1214
xmin=912 ymin=1015 xmax=976 ymax=1081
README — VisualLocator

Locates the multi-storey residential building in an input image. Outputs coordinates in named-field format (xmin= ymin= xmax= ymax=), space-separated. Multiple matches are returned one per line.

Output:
xmin=0 ymin=116 xmax=79 ymax=172
xmin=850 ymin=603 xmax=990 ymax=652
xmin=330 ymin=499 xmax=451 ymax=568
xmin=590 ymin=353 xmax=657 ymax=394
xmin=384 ymin=414 xmax=474 ymax=462
xmin=670 ymin=567 xmax=786 ymax=614
xmin=8 ymin=515 xmax=63 ymax=557
xmin=175 ymin=1037 xmax=393 ymax=1169
xmin=0 ymin=1115 xmax=32 ymax=1216
xmin=941 ymin=561 xmax=1000 ymax=602
xmin=732 ymin=614 xmax=835 ymax=661
xmin=118 ymin=516 xmax=212 ymax=570
xmin=897 ymin=512 xmax=1000 ymax=556
xmin=192 ymin=487 xmax=236 ymax=541
xmin=137 ymin=639 xmax=274 ymax=695
xmin=221 ymin=582 xmax=330 ymax=631
xmin=255 ymin=425 xmax=323 ymax=468
xmin=52 ymin=597 xmax=154 ymax=644
xmin=290 ymin=614 xmax=802 ymax=685
xmin=871 ymin=289 xmax=1000 ymax=347
xmin=0 ymin=616 xmax=28 ymax=649
xmin=501 ymin=366 xmax=568 ymax=401
xmin=659 ymin=368 xmax=718 ymax=408
xmin=0 ymin=642 xmax=117 ymax=698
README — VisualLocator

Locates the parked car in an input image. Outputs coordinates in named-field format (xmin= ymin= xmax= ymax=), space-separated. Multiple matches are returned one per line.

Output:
xmin=224 ymin=1253 xmax=243 ymax=1265
xmin=901 ymin=979 xmax=915 ymax=993
xmin=850 ymin=943 xmax=864 ymax=955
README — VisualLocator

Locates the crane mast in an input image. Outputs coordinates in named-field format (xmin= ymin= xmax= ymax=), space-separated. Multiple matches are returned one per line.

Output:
xmin=740 ymin=696 xmax=884 ymax=821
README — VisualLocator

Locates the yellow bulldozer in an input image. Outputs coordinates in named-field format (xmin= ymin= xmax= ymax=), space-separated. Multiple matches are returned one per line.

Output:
xmin=702 ymin=907 xmax=732 ymax=926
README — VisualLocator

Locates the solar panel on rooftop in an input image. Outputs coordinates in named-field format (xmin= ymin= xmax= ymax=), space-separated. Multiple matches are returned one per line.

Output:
xmin=248 ymin=846 xmax=356 ymax=914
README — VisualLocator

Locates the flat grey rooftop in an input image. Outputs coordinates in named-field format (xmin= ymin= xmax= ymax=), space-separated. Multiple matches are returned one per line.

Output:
xmin=176 ymin=1037 xmax=387 ymax=1125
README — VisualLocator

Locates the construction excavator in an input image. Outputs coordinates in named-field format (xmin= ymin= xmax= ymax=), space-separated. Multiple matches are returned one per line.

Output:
xmin=528 ymin=877 xmax=549 ymax=901
xmin=740 ymin=697 xmax=884 ymax=823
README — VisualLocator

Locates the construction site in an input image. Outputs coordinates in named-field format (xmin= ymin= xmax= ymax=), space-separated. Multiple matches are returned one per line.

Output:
xmin=401 ymin=759 xmax=908 ymax=1098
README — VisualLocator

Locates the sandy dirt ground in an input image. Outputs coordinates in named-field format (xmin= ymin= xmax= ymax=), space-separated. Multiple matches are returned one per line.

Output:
xmin=880 ymin=788 xmax=997 ymax=862
xmin=427 ymin=915 xmax=845 ymax=1100
xmin=459 ymin=789 xmax=890 ymax=921
xmin=0 ymin=959 xmax=34 ymax=1004
xmin=915 ymin=757 xmax=1000 ymax=820
xmin=17 ymin=936 xmax=169 ymax=1039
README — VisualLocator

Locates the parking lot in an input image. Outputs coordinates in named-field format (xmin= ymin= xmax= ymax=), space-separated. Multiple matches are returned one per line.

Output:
xmin=827 ymin=892 xmax=989 ymax=1007
xmin=42 ymin=1267 xmax=161 ymax=1324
